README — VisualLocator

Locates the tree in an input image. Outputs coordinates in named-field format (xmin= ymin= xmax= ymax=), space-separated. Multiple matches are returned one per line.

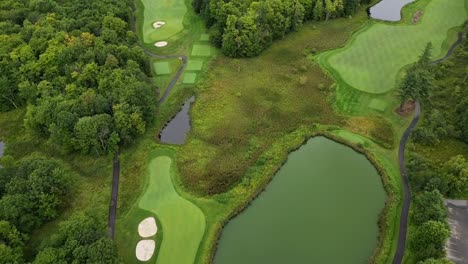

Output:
xmin=441 ymin=155 xmax=468 ymax=197
xmin=410 ymin=221 xmax=450 ymax=261
xmin=411 ymin=190 xmax=447 ymax=225
xmin=0 ymin=221 xmax=25 ymax=264
xmin=324 ymin=0 xmax=336 ymax=21
xmin=35 ymin=213 xmax=118 ymax=264
xmin=313 ymin=0 xmax=324 ymax=20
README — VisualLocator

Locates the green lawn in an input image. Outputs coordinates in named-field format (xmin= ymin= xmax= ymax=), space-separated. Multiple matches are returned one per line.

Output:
xmin=117 ymin=150 xmax=205 ymax=264
xmin=140 ymin=0 xmax=187 ymax=43
xmin=153 ymin=61 xmax=171 ymax=75
xmin=182 ymin=73 xmax=197 ymax=84
xmin=191 ymin=45 xmax=212 ymax=56
xmin=319 ymin=0 xmax=467 ymax=94
xmin=186 ymin=59 xmax=204 ymax=71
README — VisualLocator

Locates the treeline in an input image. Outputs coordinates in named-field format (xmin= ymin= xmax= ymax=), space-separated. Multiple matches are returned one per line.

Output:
xmin=0 ymin=0 xmax=156 ymax=155
xmin=400 ymin=37 xmax=468 ymax=264
xmin=193 ymin=0 xmax=369 ymax=57
xmin=0 ymin=157 xmax=117 ymax=263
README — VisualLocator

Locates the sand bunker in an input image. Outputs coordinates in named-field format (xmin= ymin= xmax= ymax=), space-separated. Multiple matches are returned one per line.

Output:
xmin=136 ymin=240 xmax=156 ymax=261
xmin=138 ymin=217 xmax=158 ymax=238
xmin=155 ymin=41 xmax=168 ymax=47
xmin=153 ymin=21 xmax=166 ymax=28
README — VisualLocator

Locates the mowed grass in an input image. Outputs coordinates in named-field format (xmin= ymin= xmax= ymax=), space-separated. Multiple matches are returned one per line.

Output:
xmin=186 ymin=59 xmax=203 ymax=71
xmin=320 ymin=0 xmax=467 ymax=94
xmin=153 ymin=61 xmax=171 ymax=75
xmin=118 ymin=150 xmax=205 ymax=264
xmin=141 ymin=0 xmax=187 ymax=43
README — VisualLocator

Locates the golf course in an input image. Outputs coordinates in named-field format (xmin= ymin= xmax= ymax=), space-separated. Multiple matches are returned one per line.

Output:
xmin=0 ymin=0 xmax=466 ymax=262
xmin=117 ymin=150 xmax=205 ymax=264
xmin=318 ymin=0 xmax=466 ymax=94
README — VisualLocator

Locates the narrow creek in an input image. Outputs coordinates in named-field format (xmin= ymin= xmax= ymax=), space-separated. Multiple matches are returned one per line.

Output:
xmin=369 ymin=0 xmax=414 ymax=21
xmin=160 ymin=96 xmax=195 ymax=145
xmin=214 ymin=137 xmax=386 ymax=264
xmin=0 ymin=141 xmax=4 ymax=158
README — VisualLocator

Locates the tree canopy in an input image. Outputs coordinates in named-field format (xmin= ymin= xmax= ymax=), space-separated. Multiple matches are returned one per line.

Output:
xmin=0 ymin=0 xmax=156 ymax=154
xmin=194 ymin=0 xmax=362 ymax=57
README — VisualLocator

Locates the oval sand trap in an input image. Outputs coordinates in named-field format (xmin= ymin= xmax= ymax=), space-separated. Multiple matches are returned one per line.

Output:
xmin=153 ymin=21 xmax=166 ymax=28
xmin=155 ymin=41 xmax=168 ymax=47
xmin=136 ymin=239 xmax=156 ymax=261
xmin=138 ymin=217 xmax=158 ymax=238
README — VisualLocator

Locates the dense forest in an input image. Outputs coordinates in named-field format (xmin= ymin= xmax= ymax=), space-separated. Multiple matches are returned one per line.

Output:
xmin=0 ymin=0 xmax=156 ymax=155
xmin=193 ymin=0 xmax=369 ymax=57
xmin=0 ymin=0 xmax=153 ymax=262
xmin=403 ymin=36 xmax=468 ymax=263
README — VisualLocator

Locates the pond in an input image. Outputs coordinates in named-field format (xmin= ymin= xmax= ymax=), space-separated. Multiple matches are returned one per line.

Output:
xmin=369 ymin=0 xmax=414 ymax=21
xmin=214 ymin=137 xmax=386 ymax=264
xmin=160 ymin=96 xmax=195 ymax=145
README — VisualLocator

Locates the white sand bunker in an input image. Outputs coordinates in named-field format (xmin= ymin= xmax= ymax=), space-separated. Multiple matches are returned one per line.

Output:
xmin=136 ymin=240 xmax=156 ymax=261
xmin=153 ymin=21 xmax=166 ymax=28
xmin=138 ymin=217 xmax=158 ymax=238
xmin=155 ymin=41 xmax=168 ymax=47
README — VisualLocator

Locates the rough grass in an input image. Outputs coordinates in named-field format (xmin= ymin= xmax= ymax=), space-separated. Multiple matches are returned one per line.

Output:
xmin=319 ymin=0 xmax=467 ymax=94
xmin=117 ymin=149 xmax=205 ymax=264
xmin=176 ymin=11 xmax=396 ymax=195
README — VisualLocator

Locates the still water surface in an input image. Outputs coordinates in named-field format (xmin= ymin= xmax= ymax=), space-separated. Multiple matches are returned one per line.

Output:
xmin=214 ymin=137 xmax=386 ymax=264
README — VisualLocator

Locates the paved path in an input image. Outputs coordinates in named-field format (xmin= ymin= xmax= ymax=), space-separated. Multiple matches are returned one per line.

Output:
xmin=393 ymin=31 xmax=464 ymax=264
xmin=108 ymin=152 xmax=120 ymax=239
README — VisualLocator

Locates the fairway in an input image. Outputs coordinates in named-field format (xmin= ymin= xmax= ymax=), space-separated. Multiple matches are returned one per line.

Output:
xmin=320 ymin=0 xmax=467 ymax=94
xmin=141 ymin=0 xmax=187 ymax=43
xmin=118 ymin=152 xmax=205 ymax=264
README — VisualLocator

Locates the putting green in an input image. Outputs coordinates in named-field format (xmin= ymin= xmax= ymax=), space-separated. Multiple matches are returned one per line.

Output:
xmin=141 ymin=0 xmax=187 ymax=43
xmin=319 ymin=0 xmax=467 ymax=94
xmin=186 ymin=60 xmax=204 ymax=71
xmin=140 ymin=155 xmax=205 ymax=264
xmin=183 ymin=73 xmax=197 ymax=84
xmin=153 ymin=61 xmax=171 ymax=75
xmin=129 ymin=153 xmax=205 ymax=264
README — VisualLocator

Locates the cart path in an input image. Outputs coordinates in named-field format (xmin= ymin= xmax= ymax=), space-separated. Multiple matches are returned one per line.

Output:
xmin=393 ymin=30 xmax=464 ymax=264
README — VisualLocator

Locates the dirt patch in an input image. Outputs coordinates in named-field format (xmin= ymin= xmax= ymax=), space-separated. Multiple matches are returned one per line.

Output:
xmin=412 ymin=11 xmax=423 ymax=23
xmin=395 ymin=100 xmax=416 ymax=116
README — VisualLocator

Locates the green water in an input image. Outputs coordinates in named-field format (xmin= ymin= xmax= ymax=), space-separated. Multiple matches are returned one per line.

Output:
xmin=214 ymin=137 xmax=386 ymax=264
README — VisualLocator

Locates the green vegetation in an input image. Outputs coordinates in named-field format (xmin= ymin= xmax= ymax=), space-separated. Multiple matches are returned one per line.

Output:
xmin=153 ymin=62 xmax=172 ymax=75
xmin=318 ymin=0 xmax=466 ymax=94
xmin=117 ymin=149 xmax=205 ymax=264
xmin=0 ymin=0 xmax=156 ymax=154
xmin=140 ymin=0 xmax=187 ymax=43
xmin=193 ymin=0 xmax=365 ymax=57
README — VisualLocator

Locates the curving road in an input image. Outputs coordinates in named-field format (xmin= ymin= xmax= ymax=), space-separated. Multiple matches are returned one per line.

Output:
xmin=392 ymin=31 xmax=464 ymax=264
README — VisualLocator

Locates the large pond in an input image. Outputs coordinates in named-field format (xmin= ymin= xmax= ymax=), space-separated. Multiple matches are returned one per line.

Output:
xmin=369 ymin=0 xmax=414 ymax=21
xmin=214 ymin=137 xmax=386 ymax=264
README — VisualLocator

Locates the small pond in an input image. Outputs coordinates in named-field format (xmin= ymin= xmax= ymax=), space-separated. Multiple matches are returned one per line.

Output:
xmin=214 ymin=137 xmax=386 ymax=264
xmin=160 ymin=96 xmax=195 ymax=145
xmin=369 ymin=0 xmax=414 ymax=21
